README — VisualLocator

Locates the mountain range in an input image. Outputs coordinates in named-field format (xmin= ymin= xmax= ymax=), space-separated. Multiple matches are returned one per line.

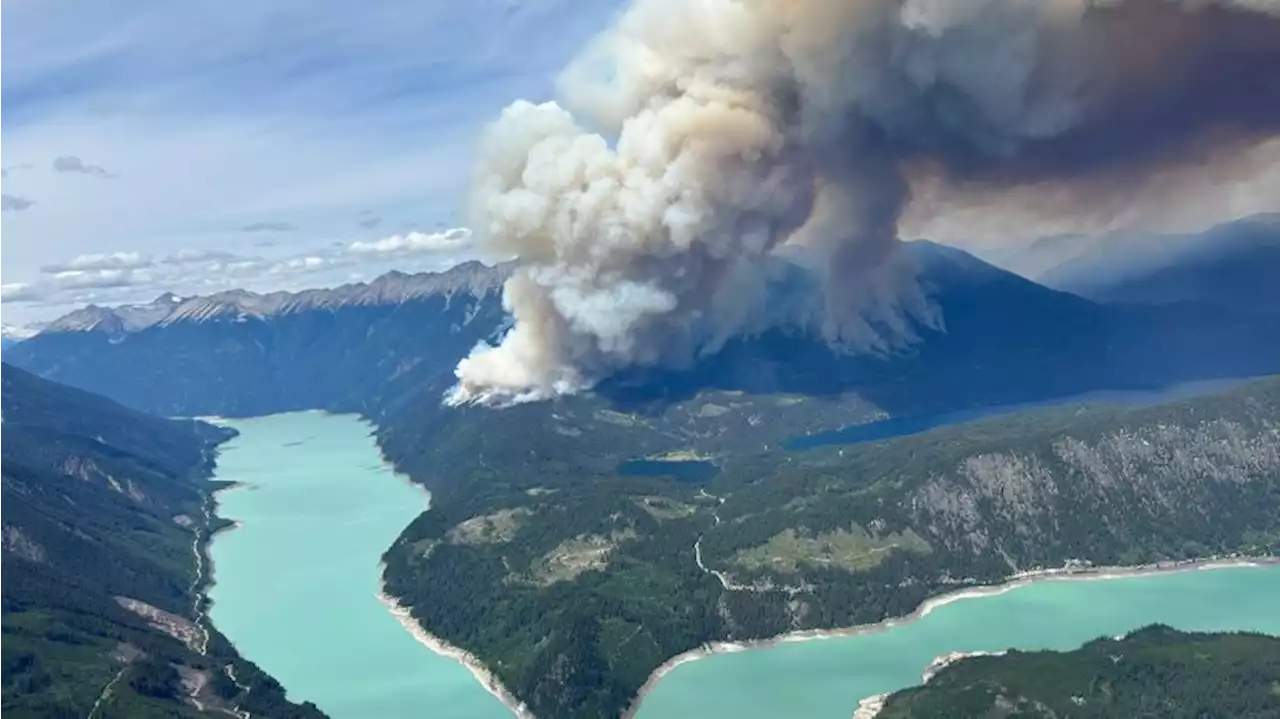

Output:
xmin=971 ymin=213 xmax=1280 ymax=313
xmin=8 ymin=238 xmax=1280 ymax=424
xmin=6 ymin=260 xmax=510 ymax=418
xmin=40 ymin=262 xmax=509 ymax=337
xmin=6 ymin=226 xmax=1280 ymax=718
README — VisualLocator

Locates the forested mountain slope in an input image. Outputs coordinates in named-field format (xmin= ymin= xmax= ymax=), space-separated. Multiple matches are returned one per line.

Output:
xmin=878 ymin=625 xmax=1280 ymax=719
xmin=10 ymin=243 xmax=1280 ymax=718
xmin=382 ymin=375 xmax=1280 ymax=718
xmin=9 ymin=243 xmax=1280 ymax=426
xmin=1 ymin=364 xmax=324 ymax=719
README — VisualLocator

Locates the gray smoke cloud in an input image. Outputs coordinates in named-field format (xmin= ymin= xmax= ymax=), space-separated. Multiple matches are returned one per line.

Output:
xmin=448 ymin=0 xmax=1280 ymax=406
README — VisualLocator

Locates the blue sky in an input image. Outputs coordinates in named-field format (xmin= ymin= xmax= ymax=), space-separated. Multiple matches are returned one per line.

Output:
xmin=1 ymin=0 xmax=621 ymax=324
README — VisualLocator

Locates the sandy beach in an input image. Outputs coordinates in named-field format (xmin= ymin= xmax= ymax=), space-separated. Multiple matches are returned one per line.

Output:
xmin=619 ymin=555 xmax=1279 ymax=719
xmin=375 ymin=565 xmax=536 ymax=719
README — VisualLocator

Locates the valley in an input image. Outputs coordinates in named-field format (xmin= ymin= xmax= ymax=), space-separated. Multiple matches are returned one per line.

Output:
xmin=0 ymin=366 xmax=324 ymax=719
xmin=7 ymin=239 xmax=1280 ymax=717
xmin=379 ymin=376 xmax=1280 ymax=718
xmin=7 ymin=2 xmax=1280 ymax=717
xmin=203 ymin=412 xmax=511 ymax=719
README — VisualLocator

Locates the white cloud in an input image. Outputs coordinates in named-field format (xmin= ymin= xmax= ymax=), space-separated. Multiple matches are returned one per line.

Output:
xmin=347 ymin=228 xmax=472 ymax=257
xmin=41 ymin=251 xmax=153 ymax=273
xmin=2 ymin=283 xmax=43 ymax=302
xmin=1 ymin=226 xmax=483 ymax=318
xmin=50 ymin=269 xmax=143 ymax=290
xmin=1 ymin=0 xmax=622 ymax=326
xmin=269 ymin=256 xmax=329 ymax=273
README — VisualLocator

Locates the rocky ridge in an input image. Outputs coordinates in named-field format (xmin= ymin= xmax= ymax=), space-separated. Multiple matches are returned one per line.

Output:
xmin=40 ymin=261 xmax=510 ymax=337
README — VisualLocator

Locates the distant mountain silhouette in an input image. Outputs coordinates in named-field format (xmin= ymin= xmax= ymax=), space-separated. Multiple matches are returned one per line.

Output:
xmin=9 ymin=241 xmax=1278 ymax=426
xmin=597 ymin=240 xmax=1280 ymax=415
xmin=969 ymin=214 xmax=1280 ymax=314
xmin=6 ymin=262 xmax=510 ymax=418
xmin=1037 ymin=215 xmax=1280 ymax=313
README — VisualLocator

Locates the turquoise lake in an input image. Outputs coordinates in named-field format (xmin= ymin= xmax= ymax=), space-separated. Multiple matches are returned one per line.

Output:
xmin=636 ymin=565 xmax=1280 ymax=718
xmin=206 ymin=411 xmax=509 ymax=719
xmin=207 ymin=410 xmax=1279 ymax=719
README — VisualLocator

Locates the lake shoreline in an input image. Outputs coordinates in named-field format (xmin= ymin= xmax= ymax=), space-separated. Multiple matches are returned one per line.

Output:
xmin=375 ymin=566 xmax=536 ymax=719
xmin=192 ymin=442 xmax=252 ymax=652
xmin=202 ymin=481 xmax=249 ymax=580
xmin=620 ymin=555 xmax=1279 ymax=719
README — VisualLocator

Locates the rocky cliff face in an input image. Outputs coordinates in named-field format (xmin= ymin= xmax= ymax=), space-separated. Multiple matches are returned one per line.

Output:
xmin=912 ymin=411 xmax=1280 ymax=562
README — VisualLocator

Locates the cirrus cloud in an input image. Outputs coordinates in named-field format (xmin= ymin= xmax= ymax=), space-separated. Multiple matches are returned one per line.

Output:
xmin=50 ymin=269 xmax=145 ymax=290
xmin=240 ymin=221 xmax=298 ymax=233
xmin=40 ymin=251 xmax=153 ymax=274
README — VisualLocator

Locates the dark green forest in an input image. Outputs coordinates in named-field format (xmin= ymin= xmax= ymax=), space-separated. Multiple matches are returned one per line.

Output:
xmin=878 ymin=625 xmax=1280 ymax=718
xmin=8 ymin=244 xmax=1280 ymax=718
xmin=381 ymin=376 xmax=1280 ymax=718
xmin=1 ymin=364 xmax=325 ymax=719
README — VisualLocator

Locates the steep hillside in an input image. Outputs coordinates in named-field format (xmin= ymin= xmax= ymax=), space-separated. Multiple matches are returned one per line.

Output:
xmin=9 ymin=243 xmax=1280 ymax=718
xmin=1 ymin=365 xmax=324 ymax=719
xmin=10 ymin=243 xmax=1280 ymax=427
xmin=877 ymin=625 xmax=1280 ymax=718
xmin=381 ymin=376 xmax=1280 ymax=718
xmin=377 ymin=242 xmax=1280 ymax=499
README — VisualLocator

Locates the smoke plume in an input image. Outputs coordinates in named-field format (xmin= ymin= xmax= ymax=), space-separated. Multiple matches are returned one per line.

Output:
xmin=448 ymin=0 xmax=1280 ymax=406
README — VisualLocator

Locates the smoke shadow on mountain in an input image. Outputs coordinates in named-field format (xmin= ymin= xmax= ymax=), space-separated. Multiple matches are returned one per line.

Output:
xmin=595 ymin=243 xmax=1280 ymax=418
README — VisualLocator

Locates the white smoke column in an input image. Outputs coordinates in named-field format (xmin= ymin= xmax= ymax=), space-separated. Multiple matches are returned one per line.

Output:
xmin=450 ymin=0 xmax=819 ymax=405
xmin=450 ymin=0 xmax=1280 ymax=406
